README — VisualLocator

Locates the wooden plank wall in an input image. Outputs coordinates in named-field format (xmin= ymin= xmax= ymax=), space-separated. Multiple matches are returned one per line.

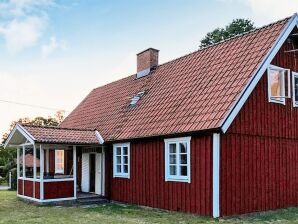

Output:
xmin=221 ymin=40 xmax=298 ymax=216
xmin=106 ymin=134 xmax=213 ymax=216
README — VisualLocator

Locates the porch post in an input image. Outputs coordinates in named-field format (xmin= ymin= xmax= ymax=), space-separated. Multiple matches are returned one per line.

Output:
xmin=22 ymin=145 xmax=25 ymax=195
xmin=46 ymin=149 xmax=49 ymax=173
xmin=33 ymin=144 xmax=37 ymax=198
xmin=22 ymin=145 xmax=25 ymax=178
xmin=17 ymin=147 xmax=20 ymax=193
xmin=40 ymin=144 xmax=44 ymax=201
xmin=73 ymin=145 xmax=77 ymax=198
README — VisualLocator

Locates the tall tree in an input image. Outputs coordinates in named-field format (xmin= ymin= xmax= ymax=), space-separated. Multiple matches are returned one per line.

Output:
xmin=199 ymin=18 xmax=255 ymax=48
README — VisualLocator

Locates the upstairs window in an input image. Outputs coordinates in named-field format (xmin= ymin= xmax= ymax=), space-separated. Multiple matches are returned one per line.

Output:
xmin=292 ymin=72 xmax=298 ymax=107
xmin=113 ymin=143 xmax=130 ymax=178
xmin=267 ymin=65 xmax=290 ymax=105
xmin=55 ymin=150 xmax=64 ymax=174
xmin=164 ymin=137 xmax=191 ymax=183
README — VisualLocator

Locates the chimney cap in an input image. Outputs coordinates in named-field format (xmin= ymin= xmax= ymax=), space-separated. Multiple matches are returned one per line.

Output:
xmin=137 ymin=48 xmax=159 ymax=56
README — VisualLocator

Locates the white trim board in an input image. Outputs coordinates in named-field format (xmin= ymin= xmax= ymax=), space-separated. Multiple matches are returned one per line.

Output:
xmin=4 ymin=123 xmax=36 ymax=148
xmin=212 ymin=133 xmax=220 ymax=218
xmin=221 ymin=13 xmax=298 ymax=133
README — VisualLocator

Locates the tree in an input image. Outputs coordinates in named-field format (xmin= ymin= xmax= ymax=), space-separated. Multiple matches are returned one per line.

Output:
xmin=2 ymin=110 xmax=65 ymax=141
xmin=199 ymin=18 xmax=255 ymax=48
xmin=0 ymin=110 xmax=65 ymax=161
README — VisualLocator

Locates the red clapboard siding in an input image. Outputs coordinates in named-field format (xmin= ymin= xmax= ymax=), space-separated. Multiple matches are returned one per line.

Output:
xmin=108 ymin=134 xmax=213 ymax=216
xmin=44 ymin=181 xmax=74 ymax=199
xmin=35 ymin=182 xmax=40 ymax=199
xmin=221 ymin=40 xmax=298 ymax=216
xmin=23 ymin=180 xmax=34 ymax=197
xmin=18 ymin=179 xmax=23 ymax=195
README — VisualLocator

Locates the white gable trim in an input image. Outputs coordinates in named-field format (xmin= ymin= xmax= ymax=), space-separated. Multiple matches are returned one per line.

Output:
xmin=4 ymin=124 xmax=36 ymax=148
xmin=221 ymin=14 xmax=298 ymax=133
xmin=95 ymin=130 xmax=104 ymax=144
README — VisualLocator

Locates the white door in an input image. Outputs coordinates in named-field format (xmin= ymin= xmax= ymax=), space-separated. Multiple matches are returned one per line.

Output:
xmin=95 ymin=153 xmax=102 ymax=195
xmin=81 ymin=153 xmax=90 ymax=192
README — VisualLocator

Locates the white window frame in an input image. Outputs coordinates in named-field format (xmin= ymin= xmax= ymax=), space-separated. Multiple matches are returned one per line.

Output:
xmin=113 ymin=143 xmax=130 ymax=178
xmin=292 ymin=72 xmax=298 ymax=107
xmin=55 ymin=150 xmax=64 ymax=174
xmin=267 ymin=65 xmax=290 ymax=105
xmin=164 ymin=136 xmax=191 ymax=183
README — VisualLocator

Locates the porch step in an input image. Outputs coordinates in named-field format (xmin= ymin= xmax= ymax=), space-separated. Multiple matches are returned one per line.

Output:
xmin=76 ymin=196 xmax=109 ymax=205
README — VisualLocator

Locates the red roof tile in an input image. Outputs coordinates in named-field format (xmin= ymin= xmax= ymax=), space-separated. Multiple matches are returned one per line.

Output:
xmin=60 ymin=17 xmax=290 ymax=141
xmin=22 ymin=124 xmax=100 ymax=144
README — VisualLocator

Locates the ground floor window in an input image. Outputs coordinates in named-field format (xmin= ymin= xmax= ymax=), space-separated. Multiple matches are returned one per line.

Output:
xmin=164 ymin=137 xmax=191 ymax=183
xmin=113 ymin=143 xmax=130 ymax=178
xmin=55 ymin=150 xmax=64 ymax=174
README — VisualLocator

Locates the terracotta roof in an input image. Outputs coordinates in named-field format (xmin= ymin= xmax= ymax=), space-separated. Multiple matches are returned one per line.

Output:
xmin=22 ymin=124 xmax=100 ymax=144
xmin=61 ymin=17 xmax=291 ymax=141
xmin=19 ymin=154 xmax=40 ymax=168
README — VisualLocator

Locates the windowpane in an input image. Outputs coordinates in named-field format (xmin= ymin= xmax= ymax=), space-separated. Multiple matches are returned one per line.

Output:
xmin=294 ymin=76 xmax=298 ymax=102
xmin=116 ymin=147 xmax=121 ymax=155
xmin=180 ymin=154 xmax=187 ymax=164
xmin=123 ymin=156 xmax=128 ymax=164
xmin=180 ymin=166 xmax=187 ymax=176
xmin=169 ymin=143 xmax=176 ymax=153
xmin=123 ymin=165 xmax=128 ymax=173
xmin=116 ymin=156 xmax=121 ymax=164
xmin=269 ymin=69 xmax=283 ymax=99
xmin=169 ymin=155 xmax=176 ymax=164
xmin=180 ymin=142 xmax=187 ymax=153
xmin=123 ymin=147 xmax=128 ymax=155
xmin=117 ymin=165 xmax=121 ymax=173
xmin=170 ymin=165 xmax=176 ymax=175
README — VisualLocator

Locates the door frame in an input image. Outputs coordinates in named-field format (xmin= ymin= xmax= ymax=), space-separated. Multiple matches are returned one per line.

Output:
xmin=81 ymin=151 xmax=105 ymax=196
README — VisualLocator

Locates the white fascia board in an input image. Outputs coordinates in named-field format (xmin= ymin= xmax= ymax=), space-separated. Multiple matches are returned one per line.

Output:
xmin=95 ymin=130 xmax=105 ymax=144
xmin=221 ymin=14 xmax=298 ymax=133
xmin=4 ymin=123 xmax=35 ymax=148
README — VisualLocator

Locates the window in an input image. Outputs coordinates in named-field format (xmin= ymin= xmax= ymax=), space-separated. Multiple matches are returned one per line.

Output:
xmin=55 ymin=150 xmax=64 ymax=174
xmin=164 ymin=137 xmax=191 ymax=183
xmin=267 ymin=65 xmax=290 ymax=105
xmin=292 ymin=72 xmax=298 ymax=107
xmin=113 ymin=143 xmax=130 ymax=178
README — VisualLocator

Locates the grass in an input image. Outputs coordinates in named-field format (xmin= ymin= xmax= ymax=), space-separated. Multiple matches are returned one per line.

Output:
xmin=0 ymin=191 xmax=297 ymax=223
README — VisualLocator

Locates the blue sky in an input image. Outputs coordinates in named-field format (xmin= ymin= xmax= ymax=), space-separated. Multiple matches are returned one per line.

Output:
xmin=0 ymin=0 xmax=297 ymax=136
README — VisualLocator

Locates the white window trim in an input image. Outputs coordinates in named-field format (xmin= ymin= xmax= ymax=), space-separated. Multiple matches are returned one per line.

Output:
xmin=55 ymin=150 xmax=64 ymax=174
xmin=164 ymin=136 xmax=191 ymax=183
xmin=292 ymin=71 xmax=298 ymax=107
xmin=113 ymin=142 xmax=130 ymax=179
xmin=267 ymin=64 xmax=290 ymax=105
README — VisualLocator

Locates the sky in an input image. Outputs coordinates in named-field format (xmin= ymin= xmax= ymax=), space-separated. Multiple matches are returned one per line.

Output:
xmin=0 ymin=0 xmax=297 ymax=137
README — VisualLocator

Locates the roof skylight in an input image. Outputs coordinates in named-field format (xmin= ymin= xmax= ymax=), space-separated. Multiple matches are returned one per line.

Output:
xmin=130 ymin=91 xmax=145 ymax=107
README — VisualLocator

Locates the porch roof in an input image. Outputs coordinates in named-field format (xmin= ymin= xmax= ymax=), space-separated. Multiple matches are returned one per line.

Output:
xmin=4 ymin=123 xmax=104 ymax=147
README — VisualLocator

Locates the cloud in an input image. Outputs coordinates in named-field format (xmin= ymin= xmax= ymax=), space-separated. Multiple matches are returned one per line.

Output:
xmin=217 ymin=0 xmax=298 ymax=25
xmin=246 ymin=0 xmax=298 ymax=22
xmin=0 ymin=0 xmax=54 ymax=53
xmin=0 ymin=16 xmax=45 ymax=53
xmin=41 ymin=36 xmax=67 ymax=58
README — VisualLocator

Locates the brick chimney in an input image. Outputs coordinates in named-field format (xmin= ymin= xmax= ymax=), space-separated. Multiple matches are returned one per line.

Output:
xmin=136 ymin=48 xmax=159 ymax=78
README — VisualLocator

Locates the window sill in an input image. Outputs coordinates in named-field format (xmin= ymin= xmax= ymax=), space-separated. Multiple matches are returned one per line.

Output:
xmin=113 ymin=174 xmax=130 ymax=179
xmin=165 ymin=177 xmax=191 ymax=183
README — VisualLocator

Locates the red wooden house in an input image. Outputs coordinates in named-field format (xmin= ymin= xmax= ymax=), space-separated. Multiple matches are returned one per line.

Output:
xmin=4 ymin=14 xmax=298 ymax=217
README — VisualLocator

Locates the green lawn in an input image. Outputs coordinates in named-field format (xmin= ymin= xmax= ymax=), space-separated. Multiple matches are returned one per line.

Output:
xmin=0 ymin=191 xmax=297 ymax=224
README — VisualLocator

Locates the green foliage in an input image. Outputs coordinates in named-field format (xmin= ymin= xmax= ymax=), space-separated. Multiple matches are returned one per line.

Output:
xmin=200 ymin=18 xmax=255 ymax=48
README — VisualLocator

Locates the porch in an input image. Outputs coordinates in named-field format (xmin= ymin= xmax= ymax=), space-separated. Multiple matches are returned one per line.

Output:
xmin=4 ymin=124 xmax=105 ymax=203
